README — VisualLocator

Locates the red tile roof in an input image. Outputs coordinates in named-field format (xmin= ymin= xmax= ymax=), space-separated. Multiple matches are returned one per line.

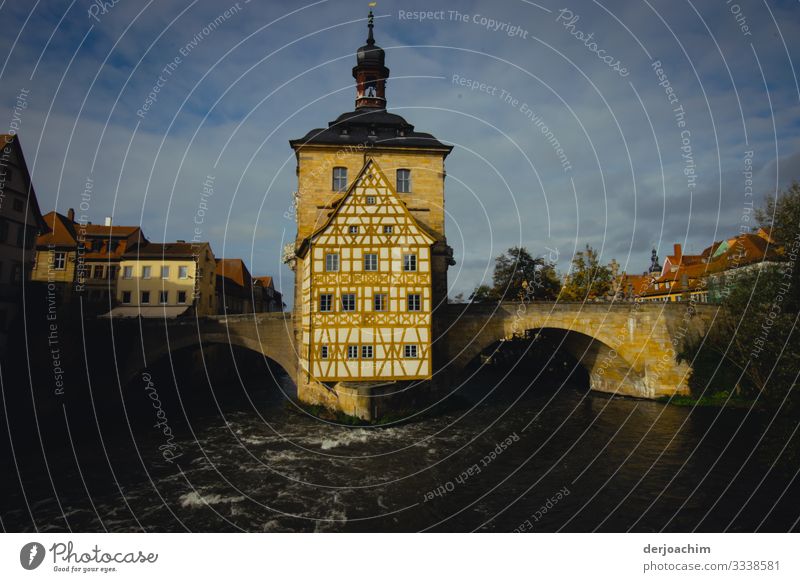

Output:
xmin=216 ymin=258 xmax=252 ymax=288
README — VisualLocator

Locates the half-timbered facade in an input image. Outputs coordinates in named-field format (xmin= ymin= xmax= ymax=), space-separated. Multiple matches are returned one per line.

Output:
xmin=287 ymin=11 xmax=453 ymax=417
xmin=298 ymin=159 xmax=434 ymax=382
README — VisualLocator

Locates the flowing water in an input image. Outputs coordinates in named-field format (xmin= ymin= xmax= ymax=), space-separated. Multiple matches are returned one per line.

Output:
xmin=1 ymin=359 xmax=798 ymax=533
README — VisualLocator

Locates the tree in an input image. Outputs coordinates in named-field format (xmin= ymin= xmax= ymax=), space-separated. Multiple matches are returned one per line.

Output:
xmin=469 ymin=284 xmax=496 ymax=303
xmin=560 ymin=245 xmax=614 ymax=301
xmin=681 ymin=181 xmax=800 ymax=408
xmin=756 ymin=180 xmax=800 ymax=311
xmin=468 ymin=247 xmax=561 ymax=302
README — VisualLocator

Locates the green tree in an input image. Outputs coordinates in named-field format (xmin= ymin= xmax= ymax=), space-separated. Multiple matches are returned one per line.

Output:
xmin=756 ymin=180 xmax=800 ymax=311
xmin=468 ymin=247 xmax=561 ymax=302
xmin=469 ymin=284 xmax=496 ymax=303
xmin=682 ymin=181 xmax=800 ymax=408
xmin=560 ymin=245 xmax=614 ymax=301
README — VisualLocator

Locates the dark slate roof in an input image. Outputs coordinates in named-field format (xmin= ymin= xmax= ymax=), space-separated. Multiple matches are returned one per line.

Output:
xmin=289 ymin=109 xmax=453 ymax=152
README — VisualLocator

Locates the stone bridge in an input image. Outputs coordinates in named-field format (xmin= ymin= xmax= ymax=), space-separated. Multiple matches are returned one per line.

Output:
xmin=436 ymin=301 xmax=717 ymax=399
xmin=119 ymin=312 xmax=298 ymax=388
xmin=119 ymin=302 xmax=716 ymax=411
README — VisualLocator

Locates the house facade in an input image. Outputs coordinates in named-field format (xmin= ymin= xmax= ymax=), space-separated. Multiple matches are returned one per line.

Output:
xmin=32 ymin=210 xmax=147 ymax=311
xmin=297 ymin=159 xmax=436 ymax=382
xmin=0 ymin=134 xmax=46 ymax=354
xmin=109 ymin=241 xmax=217 ymax=317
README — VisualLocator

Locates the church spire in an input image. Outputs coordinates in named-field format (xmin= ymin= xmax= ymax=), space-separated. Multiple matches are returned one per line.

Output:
xmin=353 ymin=8 xmax=389 ymax=109
xmin=367 ymin=9 xmax=375 ymax=44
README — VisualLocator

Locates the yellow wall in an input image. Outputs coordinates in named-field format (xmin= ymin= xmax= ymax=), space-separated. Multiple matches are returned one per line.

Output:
xmin=294 ymin=146 xmax=448 ymax=241
xmin=116 ymin=246 xmax=217 ymax=315
xmin=31 ymin=248 xmax=76 ymax=285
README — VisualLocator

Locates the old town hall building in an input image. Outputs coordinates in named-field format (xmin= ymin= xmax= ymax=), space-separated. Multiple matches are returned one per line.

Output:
xmin=286 ymin=11 xmax=453 ymax=414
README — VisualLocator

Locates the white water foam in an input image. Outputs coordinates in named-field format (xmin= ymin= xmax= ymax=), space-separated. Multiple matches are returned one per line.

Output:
xmin=179 ymin=491 xmax=245 ymax=508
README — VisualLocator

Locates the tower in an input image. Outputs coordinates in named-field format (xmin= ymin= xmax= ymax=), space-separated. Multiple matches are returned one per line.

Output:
xmin=286 ymin=11 xmax=453 ymax=420
xmin=353 ymin=10 xmax=389 ymax=110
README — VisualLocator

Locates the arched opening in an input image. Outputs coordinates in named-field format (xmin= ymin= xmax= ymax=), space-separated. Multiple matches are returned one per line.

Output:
xmin=121 ymin=333 xmax=296 ymax=420
xmin=462 ymin=327 xmax=644 ymax=401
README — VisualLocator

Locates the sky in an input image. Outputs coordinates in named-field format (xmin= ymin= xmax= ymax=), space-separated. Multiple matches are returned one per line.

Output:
xmin=1 ymin=0 xmax=799 ymax=304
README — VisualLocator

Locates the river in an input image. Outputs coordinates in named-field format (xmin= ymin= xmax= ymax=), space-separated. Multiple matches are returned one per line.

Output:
xmin=1 ymin=360 xmax=798 ymax=532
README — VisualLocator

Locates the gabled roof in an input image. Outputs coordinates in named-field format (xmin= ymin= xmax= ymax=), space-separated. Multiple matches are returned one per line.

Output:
xmin=84 ymin=224 xmax=141 ymax=237
xmin=296 ymin=157 xmax=436 ymax=258
xmin=36 ymin=211 xmax=78 ymax=247
xmin=123 ymin=241 xmax=208 ymax=259
xmin=2 ymin=134 xmax=47 ymax=231
xmin=253 ymin=276 xmax=274 ymax=289
xmin=617 ymin=272 xmax=653 ymax=297
xmin=36 ymin=210 xmax=145 ymax=255
xmin=216 ymin=258 xmax=252 ymax=288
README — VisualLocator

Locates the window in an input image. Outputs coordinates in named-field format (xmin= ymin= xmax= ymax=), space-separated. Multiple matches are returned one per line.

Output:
xmin=141 ymin=291 xmax=151 ymax=304
xmin=53 ymin=252 xmax=66 ymax=270
xmin=161 ymin=266 xmax=170 ymax=279
xmin=383 ymin=225 xmax=393 ymax=234
xmin=177 ymin=290 xmax=187 ymax=304
xmin=142 ymin=266 xmax=151 ymax=279
xmin=333 ymin=167 xmax=348 ymax=191
xmin=13 ymin=198 xmax=24 ymax=212
xmin=0 ymin=220 xmax=7 ymax=242
xmin=407 ymin=294 xmax=421 ymax=311
xmin=159 ymin=290 xmax=169 ymax=304
xmin=320 ymin=345 xmax=329 ymax=359
xmin=348 ymin=225 xmax=359 ymax=234
xmin=11 ymin=263 xmax=21 ymax=283
xmin=403 ymin=254 xmax=417 ymax=271
xmin=178 ymin=265 xmax=188 ymax=279
xmin=374 ymin=293 xmax=386 ymax=311
xmin=319 ymin=294 xmax=333 ymax=312
xmin=325 ymin=253 xmax=339 ymax=272
xmin=347 ymin=345 xmax=358 ymax=359
xmin=396 ymin=169 xmax=411 ymax=193
xmin=121 ymin=291 xmax=132 ymax=304
xmin=123 ymin=266 xmax=133 ymax=279
xmin=366 ymin=195 xmax=376 ymax=205
xmin=362 ymin=345 xmax=373 ymax=359
xmin=341 ymin=293 xmax=356 ymax=312
xmin=404 ymin=344 xmax=418 ymax=359
xmin=108 ymin=266 xmax=117 ymax=280
xmin=92 ymin=265 xmax=103 ymax=279
xmin=16 ymin=225 xmax=24 ymax=247
xmin=364 ymin=253 xmax=378 ymax=271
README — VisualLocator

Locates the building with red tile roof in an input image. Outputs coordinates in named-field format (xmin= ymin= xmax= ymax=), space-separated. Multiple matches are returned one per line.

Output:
xmin=31 ymin=209 xmax=147 ymax=309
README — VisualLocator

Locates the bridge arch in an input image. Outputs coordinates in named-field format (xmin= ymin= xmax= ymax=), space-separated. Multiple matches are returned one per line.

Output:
xmin=119 ymin=314 xmax=297 ymax=388
xmin=451 ymin=324 xmax=648 ymax=398
xmin=437 ymin=302 xmax=696 ymax=399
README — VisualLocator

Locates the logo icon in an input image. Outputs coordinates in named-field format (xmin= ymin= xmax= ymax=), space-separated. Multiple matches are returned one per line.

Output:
xmin=20 ymin=542 xmax=45 ymax=570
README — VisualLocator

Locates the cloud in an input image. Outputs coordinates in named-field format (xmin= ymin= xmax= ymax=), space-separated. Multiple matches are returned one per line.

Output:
xmin=1 ymin=0 xmax=799 ymax=302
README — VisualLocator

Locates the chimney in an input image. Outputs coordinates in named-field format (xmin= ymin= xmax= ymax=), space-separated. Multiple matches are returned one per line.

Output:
xmin=673 ymin=243 xmax=682 ymax=263
xmin=67 ymin=208 xmax=75 ymax=222
xmin=104 ymin=216 xmax=112 ymax=226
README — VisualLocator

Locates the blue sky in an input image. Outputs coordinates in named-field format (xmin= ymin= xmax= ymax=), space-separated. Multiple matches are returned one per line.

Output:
xmin=2 ymin=0 xmax=799 ymax=303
